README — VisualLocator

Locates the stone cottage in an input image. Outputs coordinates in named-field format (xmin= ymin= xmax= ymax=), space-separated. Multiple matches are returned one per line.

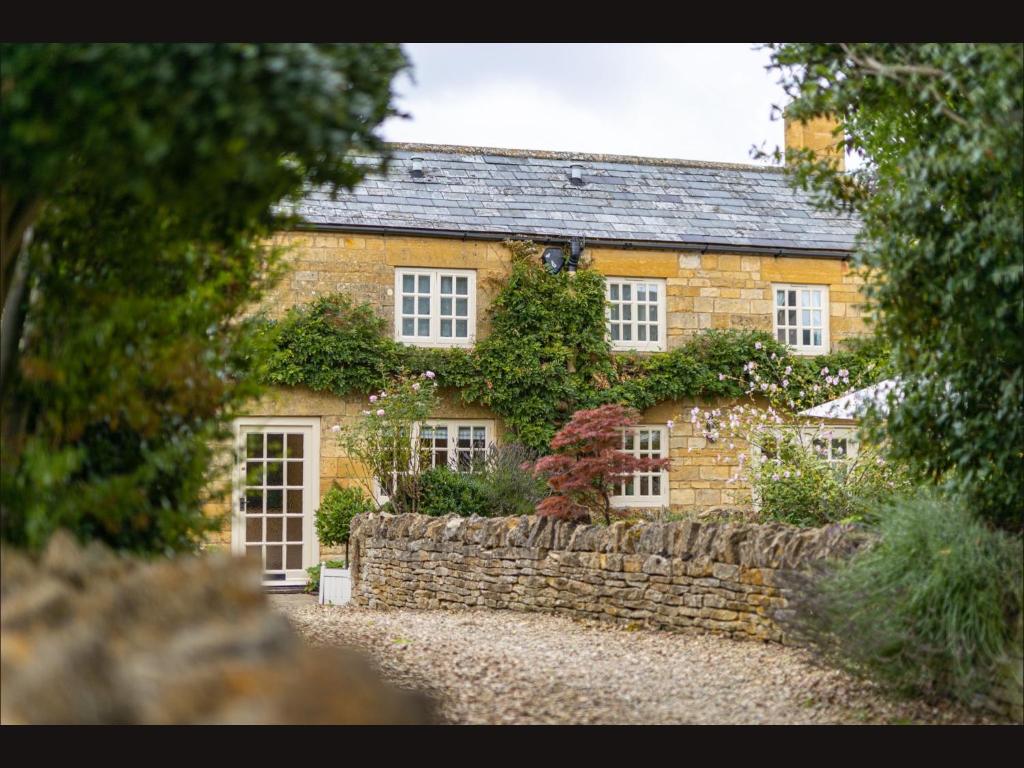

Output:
xmin=213 ymin=118 xmax=867 ymax=584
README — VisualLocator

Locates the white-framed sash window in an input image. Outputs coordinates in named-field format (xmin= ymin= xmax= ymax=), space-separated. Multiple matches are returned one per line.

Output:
xmin=607 ymin=278 xmax=667 ymax=352
xmin=610 ymin=425 xmax=669 ymax=507
xmin=395 ymin=268 xmax=477 ymax=347
xmin=773 ymin=284 xmax=830 ymax=355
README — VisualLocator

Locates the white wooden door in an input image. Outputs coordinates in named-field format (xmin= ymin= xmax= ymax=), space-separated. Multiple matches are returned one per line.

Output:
xmin=232 ymin=417 xmax=320 ymax=585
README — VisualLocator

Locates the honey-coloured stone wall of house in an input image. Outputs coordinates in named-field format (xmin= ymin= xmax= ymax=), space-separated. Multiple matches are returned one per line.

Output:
xmin=205 ymin=230 xmax=870 ymax=546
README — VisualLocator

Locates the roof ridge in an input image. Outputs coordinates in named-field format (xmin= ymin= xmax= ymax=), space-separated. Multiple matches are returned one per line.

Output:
xmin=385 ymin=142 xmax=787 ymax=174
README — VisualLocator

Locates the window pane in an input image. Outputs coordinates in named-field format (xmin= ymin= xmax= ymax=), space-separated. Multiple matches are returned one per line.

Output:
xmin=647 ymin=284 xmax=658 ymax=300
xmin=267 ymin=489 xmax=283 ymax=513
xmin=402 ymin=318 xmax=414 ymax=335
xmin=622 ymin=285 xmax=631 ymax=300
xmin=610 ymin=284 xmax=619 ymax=300
xmin=652 ymin=475 xmax=661 ymax=495
xmin=265 ymin=546 xmax=282 ymax=570
xmin=813 ymin=330 xmax=822 ymax=346
xmin=812 ymin=291 xmax=821 ymax=308
xmin=267 ymin=462 xmax=283 ymax=486
xmin=246 ymin=462 xmax=263 ymax=486
xmin=456 ymin=319 xmax=467 ymax=337
xmin=777 ymin=309 xmax=785 ymax=325
xmin=266 ymin=517 xmax=283 ymax=542
xmin=440 ymin=319 xmax=452 ymax=337
xmin=286 ymin=434 xmax=303 ymax=459
xmin=802 ymin=309 xmax=811 ymax=325
xmin=638 ymin=325 xmax=647 ymax=341
xmin=638 ymin=305 xmax=646 ymax=321
xmin=788 ymin=290 xmax=796 ymax=305
xmin=440 ymin=275 xmax=453 ymax=294
xmin=640 ymin=476 xmax=649 ymax=496
xmin=286 ymin=489 xmax=303 ymax=514
xmin=246 ymin=433 xmax=263 ymax=459
xmin=649 ymin=325 xmax=658 ymax=341
xmin=418 ymin=297 xmax=430 ymax=314
xmin=801 ymin=290 xmax=810 ymax=305
xmin=788 ymin=309 xmax=797 ymax=325
xmin=418 ymin=275 xmax=430 ymax=292
xmin=777 ymin=329 xmax=786 ymax=342
xmin=637 ymin=284 xmax=646 ymax=301
xmin=789 ymin=329 xmax=797 ymax=345
xmin=456 ymin=277 xmax=468 ymax=295
xmin=267 ymin=434 xmax=284 ymax=458
xmin=287 ymin=462 xmax=302 ymax=486
xmin=651 ymin=430 xmax=661 ymax=451
xmin=246 ymin=517 xmax=262 ymax=543
xmin=402 ymin=296 xmax=414 ymax=314
xmin=610 ymin=305 xmax=619 ymax=320
xmin=622 ymin=305 xmax=631 ymax=321
xmin=417 ymin=318 xmax=429 ymax=336
xmin=402 ymin=274 xmax=414 ymax=292
xmin=803 ymin=329 xmax=811 ymax=346
xmin=245 ymin=491 xmax=263 ymax=513
xmin=286 ymin=545 xmax=303 ymax=570
xmin=622 ymin=325 xmax=631 ymax=340
xmin=776 ymin=289 xmax=785 ymax=306
xmin=455 ymin=298 xmax=468 ymax=316
xmin=440 ymin=297 xmax=452 ymax=314
xmin=611 ymin=325 xmax=620 ymax=341
xmin=812 ymin=310 xmax=821 ymax=325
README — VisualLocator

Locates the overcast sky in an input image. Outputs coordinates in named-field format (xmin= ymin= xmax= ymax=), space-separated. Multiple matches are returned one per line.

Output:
xmin=381 ymin=43 xmax=794 ymax=166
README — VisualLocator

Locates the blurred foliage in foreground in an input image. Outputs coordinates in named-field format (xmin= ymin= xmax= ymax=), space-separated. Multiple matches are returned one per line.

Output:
xmin=0 ymin=44 xmax=407 ymax=553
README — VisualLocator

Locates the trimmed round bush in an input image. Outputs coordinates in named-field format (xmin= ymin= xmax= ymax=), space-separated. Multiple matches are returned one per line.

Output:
xmin=315 ymin=485 xmax=374 ymax=547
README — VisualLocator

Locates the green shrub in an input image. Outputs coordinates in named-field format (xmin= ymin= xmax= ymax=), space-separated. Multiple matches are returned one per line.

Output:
xmin=750 ymin=433 xmax=912 ymax=527
xmin=783 ymin=490 xmax=1024 ymax=717
xmin=418 ymin=467 xmax=489 ymax=518
xmin=473 ymin=443 xmax=549 ymax=517
xmin=314 ymin=485 xmax=373 ymax=548
xmin=304 ymin=559 xmax=347 ymax=594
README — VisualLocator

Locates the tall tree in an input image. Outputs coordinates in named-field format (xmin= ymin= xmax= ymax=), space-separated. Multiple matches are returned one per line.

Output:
xmin=0 ymin=43 xmax=407 ymax=551
xmin=766 ymin=43 xmax=1024 ymax=529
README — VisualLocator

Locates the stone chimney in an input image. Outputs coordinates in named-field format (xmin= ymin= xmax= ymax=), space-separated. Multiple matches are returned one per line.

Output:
xmin=784 ymin=113 xmax=845 ymax=171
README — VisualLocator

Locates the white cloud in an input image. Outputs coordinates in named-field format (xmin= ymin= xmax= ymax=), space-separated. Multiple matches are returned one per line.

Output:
xmin=382 ymin=43 xmax=792 ymax=165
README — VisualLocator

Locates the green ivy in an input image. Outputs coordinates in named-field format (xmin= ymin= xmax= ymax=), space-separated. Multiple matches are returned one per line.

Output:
xmin=260 ymin=293 xmax=399 ymax=395
xmin=260 ymin=241 xmax=893 ymax=451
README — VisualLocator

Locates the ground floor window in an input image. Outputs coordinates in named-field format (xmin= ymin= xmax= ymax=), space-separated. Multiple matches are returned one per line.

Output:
xmin=610 ymin=425 xmax=669 ymax=508
xmin=418 ymin=420 xmax=493 ymax=472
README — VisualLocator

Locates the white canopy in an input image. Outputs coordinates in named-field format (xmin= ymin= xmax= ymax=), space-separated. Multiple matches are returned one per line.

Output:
xmin=798 ymin=378 xmax=901 ymax=421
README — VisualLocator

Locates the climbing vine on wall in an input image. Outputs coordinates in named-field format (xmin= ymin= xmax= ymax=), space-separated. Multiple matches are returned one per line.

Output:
xmin=260 ymin=241 xmax=893 ymax=452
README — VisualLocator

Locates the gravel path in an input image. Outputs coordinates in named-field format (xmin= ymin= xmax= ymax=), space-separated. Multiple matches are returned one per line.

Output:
xmin=273 ymin=594 xmax=994 ymax=725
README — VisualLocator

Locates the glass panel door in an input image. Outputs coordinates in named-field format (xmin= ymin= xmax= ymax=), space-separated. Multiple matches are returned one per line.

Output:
xmin=234 ymin=419 xmax=319 ymax=583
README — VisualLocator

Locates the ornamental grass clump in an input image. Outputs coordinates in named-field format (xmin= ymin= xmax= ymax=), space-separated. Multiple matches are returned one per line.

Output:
xmin=533 ymin=404 xmax=669 ymax=524
xmin=781 ymin=490 xmax=1023 ymax=718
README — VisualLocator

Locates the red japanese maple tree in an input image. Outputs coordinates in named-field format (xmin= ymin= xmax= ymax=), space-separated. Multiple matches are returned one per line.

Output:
xmin=534 ymin=404 xmax=670 ymax=524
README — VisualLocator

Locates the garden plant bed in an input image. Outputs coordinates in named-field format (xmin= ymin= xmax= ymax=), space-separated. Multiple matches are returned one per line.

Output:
xmin=273 ymin=595 xmax=1000 ymax=725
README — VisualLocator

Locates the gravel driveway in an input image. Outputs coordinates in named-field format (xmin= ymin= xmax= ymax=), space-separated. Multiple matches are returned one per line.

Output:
xmin=273 ymin=594 xmax=992 ymax=725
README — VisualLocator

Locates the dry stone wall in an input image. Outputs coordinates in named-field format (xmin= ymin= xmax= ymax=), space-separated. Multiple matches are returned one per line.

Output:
xmin=350 ymin=513 xmax=870 ymax=643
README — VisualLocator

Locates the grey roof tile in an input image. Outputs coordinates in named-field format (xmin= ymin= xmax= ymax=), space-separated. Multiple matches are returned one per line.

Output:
xmin=294 ymin=144 xmax=860 ymax=253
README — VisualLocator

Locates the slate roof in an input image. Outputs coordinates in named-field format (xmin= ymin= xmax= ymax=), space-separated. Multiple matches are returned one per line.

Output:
xmin=293 ymin=144 xmax=860 ymax=256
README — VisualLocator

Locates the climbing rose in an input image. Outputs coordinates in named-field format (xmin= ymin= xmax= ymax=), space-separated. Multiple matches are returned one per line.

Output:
xmin=423 ymin=370 xmax=436 ymax=379
xmin=376 ymin=409 xmax=385 ymax=417
xmin=369 ymin=395 xmax=377 ymax=403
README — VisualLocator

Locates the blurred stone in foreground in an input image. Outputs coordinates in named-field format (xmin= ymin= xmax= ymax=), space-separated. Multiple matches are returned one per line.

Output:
xmin=1 ymin=532 xmax=435 ymax=724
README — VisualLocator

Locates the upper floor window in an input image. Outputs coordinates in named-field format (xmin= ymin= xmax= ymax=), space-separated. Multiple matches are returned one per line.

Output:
xmin=395 ymin=268 xmax=476 ymax=347
xmin=773 ymin=284 xmax=829 ymax=355
xmin=607 ymin=278 xmax=667 ymax=352
xmin=610 ymin=425 xmax=669 ymax=508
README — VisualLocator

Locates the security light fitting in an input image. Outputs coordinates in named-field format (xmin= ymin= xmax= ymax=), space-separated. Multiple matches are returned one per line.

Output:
xmin=410 ymin=157 xmax=424 ymax=178
xmin=569 ymin=164 xmax=584 ymax=186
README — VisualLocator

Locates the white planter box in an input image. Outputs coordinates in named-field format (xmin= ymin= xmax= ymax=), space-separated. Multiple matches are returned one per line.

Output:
xmin=318 ymin=564 xmax=351 ymax=606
